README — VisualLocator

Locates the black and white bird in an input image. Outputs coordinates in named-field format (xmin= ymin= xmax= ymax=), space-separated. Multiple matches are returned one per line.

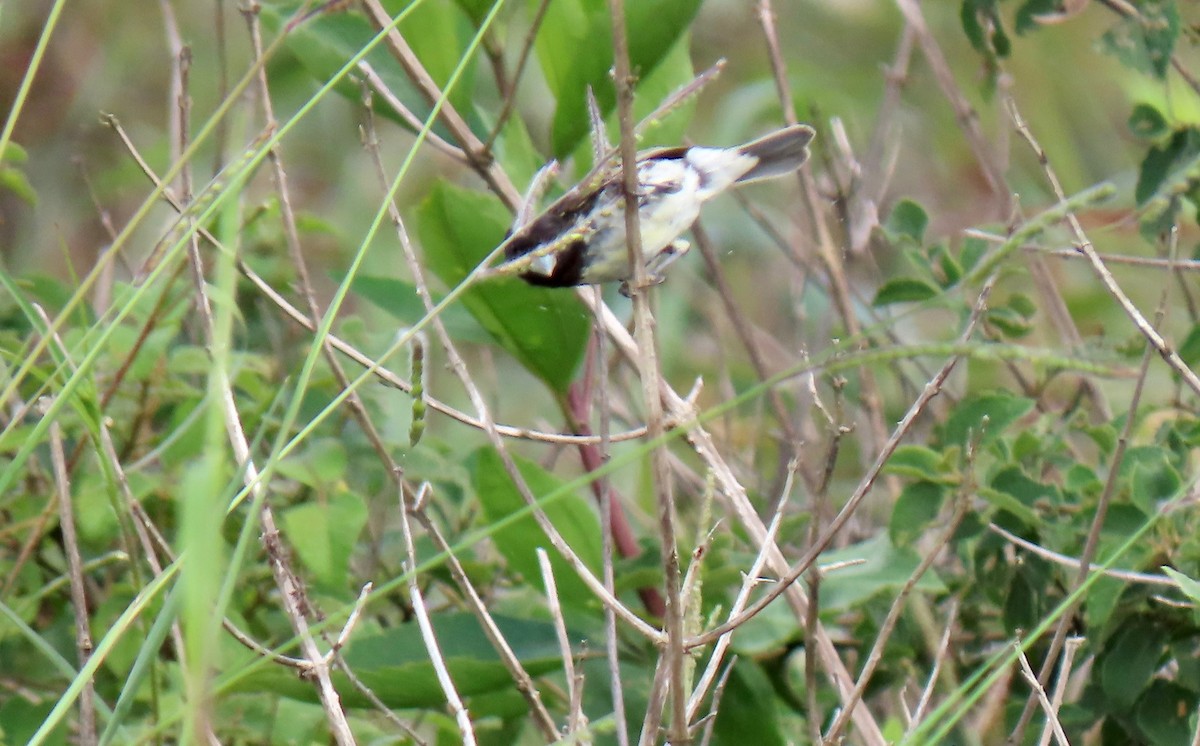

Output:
xmin=501 ymin=124 xmax=814 ymax=291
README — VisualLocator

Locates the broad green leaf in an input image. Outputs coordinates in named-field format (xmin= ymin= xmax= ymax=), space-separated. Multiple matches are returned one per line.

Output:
xmin=471 ymin=447 xmax=602 ymax=607
xmin=960 ymin=235 xmax=989 ymax=272
xmin=872 ymin=277 xmax=940 ymax=306
xmin=713 ymin=662 xmax=786 ymax=746
xmin=277 ymin=437 xmax=349 ymax=487
xmin=890 ymin=480 xmax=947 ymax=547
xmin=1130 ymin=103 xmax=1170 ymax=140
xmin=1179 ymin=323 xmax=1200 ymax=367
xmin=884 ymin=199 xmax=929 ymax=244
xmin=416 ymin=181 xmax=588 ymax=393
xmin=563 ymin=35 xmax=697 ymax=175
xmin=233 ymin=613 xmax=572 ymax=707
xmin=350 ymin=273 xmax=493 ymax=344
xmin=0 ymin=697 xmax=67 ymax=746
xmin=1136 ymin=681 xmax=1196 ymax=745
xmin=1135 ymin=127 xmax=1200 ymax=206
xmin=1100 ymin=0 xmax=1179 ymax=79
xmin=731 ymin=597 xmax=797 ymax=656
xmin=1014 ymin=0 xmax=1060 ymax=34
xmin=1102 ymin=618 xmax=1164 ymax=709
xmin=399 ymin=0 xmax=479 ymax=123
xmin=976 ymin=485 xmax=1040 ymax=526
xmin=1002 ymin=569 xmax=1037 ymax=633
xmin=281 ymin=489 xmax=368 ymax=589
xmin=535 ymin=0 xmax=702 ymax=157
xmin=940 ymin=392 xmax=1034 ymax=447
xmin=488 ymin=109 xmax=545 ymax=200
xmin=814 ymin=534 xmax=945 ymax=612
xmin=259 ymin=1 xmax=479 ymax=140
xmin=1162 ymin=567 xmax=1200 ymax=605
xmin=1121 ymin=446 xmax=1181 ymax=512
xmin=883 ymin=445 xmax=952 ymax=482
xmin=990 ymin=466 xmax=1059 ymax=508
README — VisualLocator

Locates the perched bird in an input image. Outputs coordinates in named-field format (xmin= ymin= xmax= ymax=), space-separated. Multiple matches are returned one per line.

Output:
xmin=501 ymin=124 xmax=814 ymax=292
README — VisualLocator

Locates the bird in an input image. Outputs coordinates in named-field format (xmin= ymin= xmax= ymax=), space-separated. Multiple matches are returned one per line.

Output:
xmin=500 ymin=124 xmax=814 ymax=293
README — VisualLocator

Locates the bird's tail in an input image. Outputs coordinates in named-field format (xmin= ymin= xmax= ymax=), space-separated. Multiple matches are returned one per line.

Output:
xmin=735 ymin=124 xmax=815 ymax=184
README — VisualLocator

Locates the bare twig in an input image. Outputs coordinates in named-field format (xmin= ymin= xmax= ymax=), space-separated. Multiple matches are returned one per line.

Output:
xmin=1016 ymin=644 xmax=1069 ymax=746
xmin=988 ymin=525 xmax=1174 ymax=587
xmin=908 ymin=599 xmax=960 ymax=730
xmin=482 ymin=0 xmax=552 ymax=151
xmin=538 ymin=549 xmax=584 ymax=734
xmin=46 ymin=408 xmax=97 ymax=746
xmin=1037 ymin=637 xmax=1083 ymax=746
xmin=606 ymin=1 xmax=687 ymax=742
xmin=359 ymin=0 xmax=521 ymax=209
xmin=891 ymin=0 xmax=1008 ymax=201
xmin=408 ymin=486 xmax=559 ymax=739
xmin=411 ymin=582 xmax=477 ymax=744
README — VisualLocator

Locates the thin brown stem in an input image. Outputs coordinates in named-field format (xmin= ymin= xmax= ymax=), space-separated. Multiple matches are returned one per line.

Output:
xmin=606 ymin=0 xmax=687 ymax=740
xmin=47 ymin=411 xmax=97 ymax=746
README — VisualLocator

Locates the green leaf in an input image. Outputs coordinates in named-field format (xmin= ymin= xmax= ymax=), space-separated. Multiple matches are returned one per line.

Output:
xmin=281 ymin=489 xmax=368 ymax=589
xmin=488 ymin=109 xmax=545 ymax=199
xmin=416 ymin=181 xmax=589 ymax=393
xmin=960 ymin=235 xmax=989 ymax=272
xmin=1123 ymin=446 xmax=1181 ymax=511
xmin=535 ymin=0 xmax=702 ymax=157
xmin=259 ymin=1 xmax=478 ymax=141
xmin=884 ymin=445 xmax=951 ymax=482
xmin=814 ymin=534 xmax=945 ymax=612
xmin=985 ymin=302 xmax=1035 ymax=339
xmin=1002 ymin=569 xmax=1037 ymax=633
xmin=941 ymin=392 xmax=1034 ymax=447
xmin=890 ymin=480 xmax=947 ymax=547
xmin=1130 ymin=103 xmax=1170 ymax=140
xmin=1137 ymin=681 xmax=1196 ymax=745
xmin=1102 ymin=618 xmax=1164 ymax=710
xmin=470 ymin=447 xmax=602 ymax=607
xmin=990 ymin=466 xmax=1059 ymax=508
xmin=961 ymin=0 xmax=1010 ymax=56
xmin=276 ymin=437 xmax=348 ymax=488
xmin=975 ymin=485 xmax=1040 ymax=526
xmin=1014 ymin=0 xmax=1061 ymax=34
xmin=713 ymin=662 xmax=786 ymax=746
xmin=872 ymin=277 xmax=940 ymax=306
xmin=350 ymin=273 xmax=492 ymax=344
xmin=1135 ymin=127 xmax=1200 ymax=206
xmin=234 ymin=613 xmax=572 ymax=707
xmin=884 ymin=199 xmax=929 ymax=244
xmin=1163 ymin=567 xmax=1200 ymax=605
xmin=0 ymin=162 xmax=37 ymax=206
xmin=1179 ymin=323 xmax=1200 ymax=367
xmin=730 ymin=597 xmax=798 ymax=656
xmin=1100 ymin=0 xmax=1179 ymax=79
xmin=932 ymin=243 xmax=963 ymax=287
